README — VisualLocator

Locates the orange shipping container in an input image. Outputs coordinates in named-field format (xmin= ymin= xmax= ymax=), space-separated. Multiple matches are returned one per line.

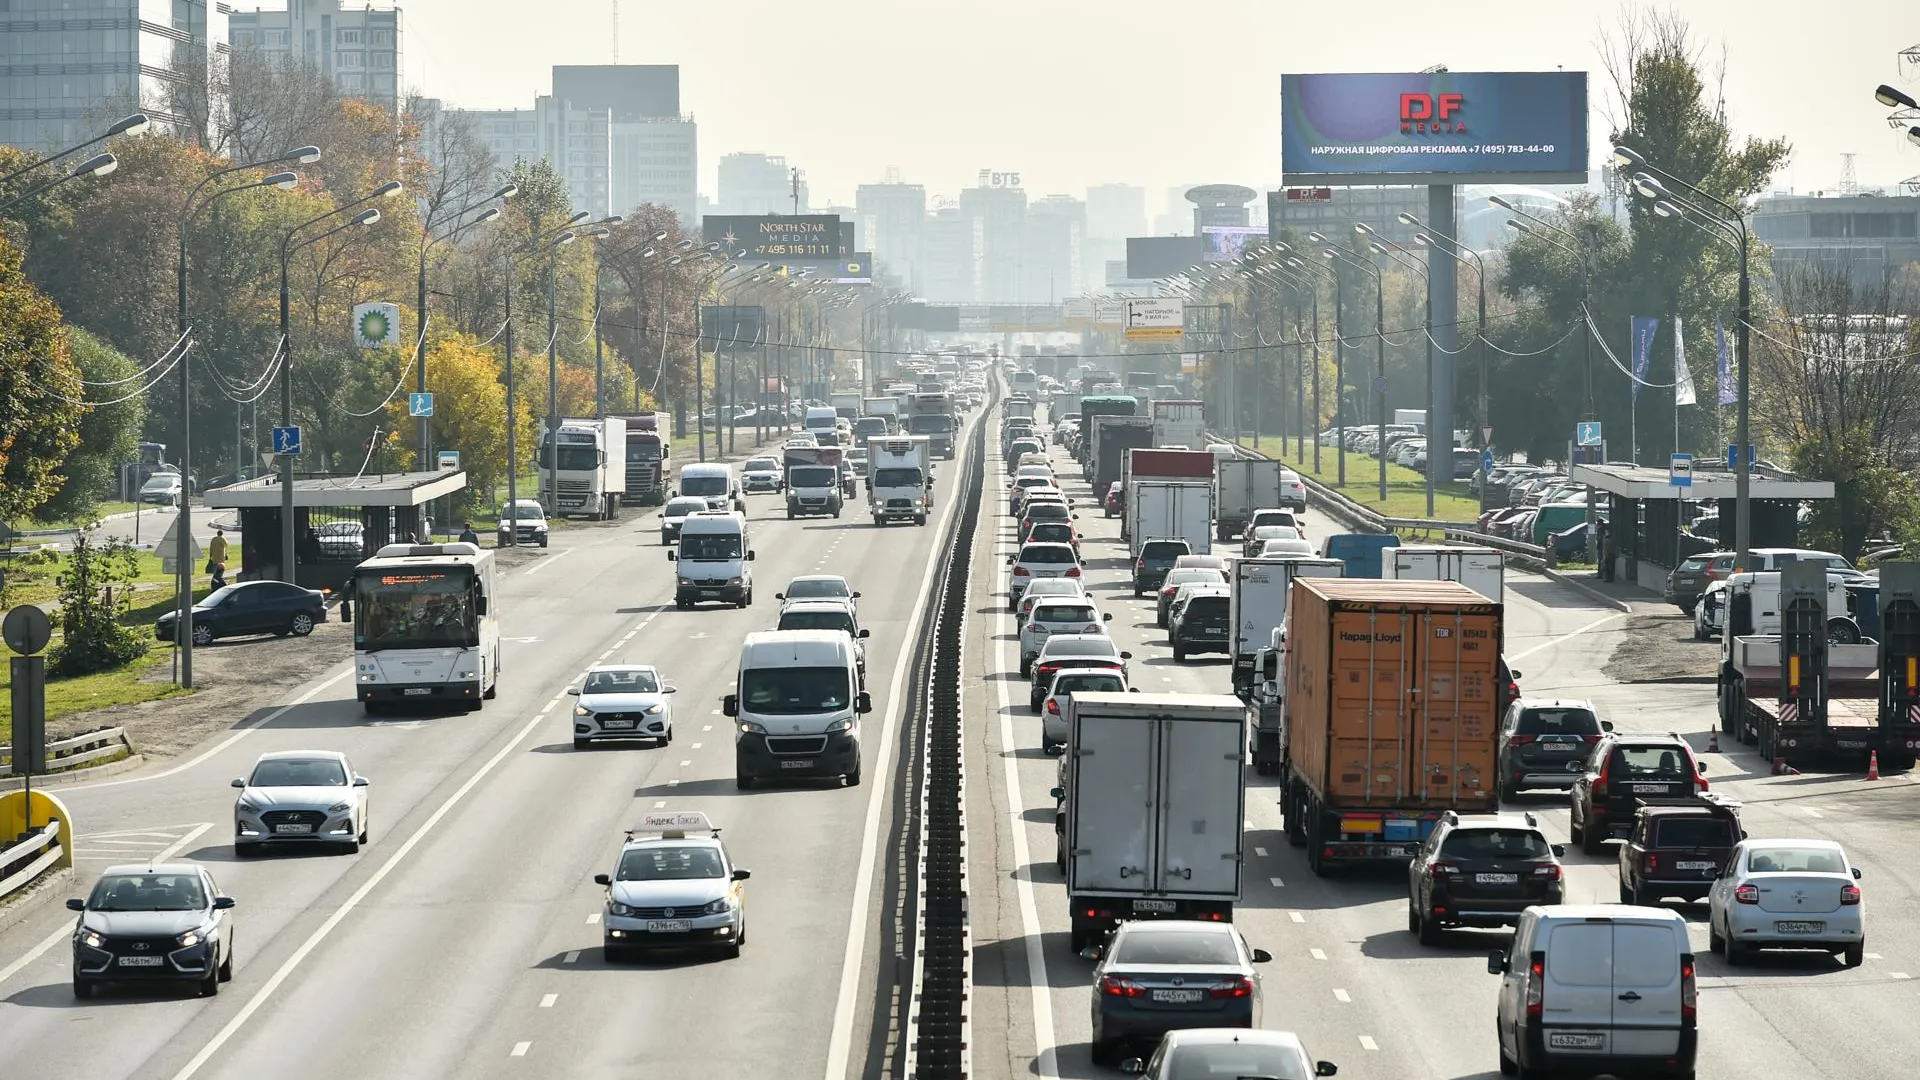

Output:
xmin=1285 ymin=578 xmax=1502 ymax=812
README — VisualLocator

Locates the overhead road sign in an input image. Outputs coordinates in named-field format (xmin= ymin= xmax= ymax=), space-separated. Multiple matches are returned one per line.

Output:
xmin=1125 ymin=298 xmax=1184 ymax=341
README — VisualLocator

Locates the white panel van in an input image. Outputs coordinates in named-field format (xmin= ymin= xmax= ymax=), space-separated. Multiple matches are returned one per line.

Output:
xmin=667 ymin=511 xmax=753 ymax=608
xmin=676 ymin=463 xmax=742 ymax=513
xmin=724 ymin=630 xmax=871 ymax=788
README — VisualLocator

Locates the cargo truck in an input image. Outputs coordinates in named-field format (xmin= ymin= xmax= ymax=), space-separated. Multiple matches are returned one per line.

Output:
xmin=1232 ymin=557 xmax=1345 ymax=772
xmin=905 ymin=392 xmax=957 ymax=459
xmin=537 ymin=416 xmax=625 ymax=519
xmin=862 ymin=397 xmax=901 ymax=433
xmin=1322 ymin=533 xmax=1403 ymax=578
xmin=611 ymin=412 xmax=670 ymax=506
xmin=1151 ymin=399 xmax=1207 ymax=451
xmin=1121 ymin=448 xmax=1217 ymax=542
xmin=1383 ymin=544 xmax=1505 ymax=603
xmin=1127 ymin=480 xmax=1214 ymax=559
xmin=782 ymin=447 xmax=845 ymax=519
xmin=1282 ymin=578 xmax=1503 ymax=876
xmin=1394 ymin=408 xmax=1428 ymax=432
xmin=1077 ymin=395 xmax=1140 ymax=469
xmin=830 ymin=391 xmax=863 ymax=422
xmin=866 ymin=436 xmax=932 ymax=526
xmin=1053 ymin=692 xmax=1247 ymax=952
xmin=1215 ymin=458 xmax=1288 ymax=540
xmin=1090 ymin=417 xmax=1155 ymax=505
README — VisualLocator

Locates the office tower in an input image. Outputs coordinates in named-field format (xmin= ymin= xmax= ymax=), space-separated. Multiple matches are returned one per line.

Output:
xmin=229 ymin=0 xmax=401 ymax=110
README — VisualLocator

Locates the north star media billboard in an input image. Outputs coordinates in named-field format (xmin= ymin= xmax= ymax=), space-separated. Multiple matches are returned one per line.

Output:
xmin=702 ymin=215 xmax=846 ymax=259
xmin=1280 ymin=71 xmax=1589 ymax=187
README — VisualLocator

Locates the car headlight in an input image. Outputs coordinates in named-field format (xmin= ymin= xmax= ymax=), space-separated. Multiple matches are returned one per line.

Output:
xmin=825 ymin=717 xmax=853 ymax=733
xmin=678 ymin=576 xmax=694 ymax=585
xmin=236 ymin=795 xmax=263 ymax=812
xmin=609 ymin=902 xmax=634 ymax=917
xmin=328 ymin=801 xmax=353 ymax=814
xmin=701 ymin=897 xmax=734 ymax=915
xmin=575 ymin=705 xmax=592 ymax=717
xmin=738 ymin=720 xmax=768 ymax=734
xmin=727 ymin=577 xmax=743 ymax=585
xmin=79 ymin=929 xmax=103 ymax=948
xmin=176 ymin=929 xmax=203 ymax=947
xmin=643 ymin=703 xmax=664 ymax=715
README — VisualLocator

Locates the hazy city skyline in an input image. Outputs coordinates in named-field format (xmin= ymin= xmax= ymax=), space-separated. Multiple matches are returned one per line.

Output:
xmin=394 ymin=1 xmax=1919 ymax=207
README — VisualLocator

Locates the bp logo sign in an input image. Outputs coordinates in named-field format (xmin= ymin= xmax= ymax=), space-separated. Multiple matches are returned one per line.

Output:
xmin=353 ymin=302 xmax=400 ymax=349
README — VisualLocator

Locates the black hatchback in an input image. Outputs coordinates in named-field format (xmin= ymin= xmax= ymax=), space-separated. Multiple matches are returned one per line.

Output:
xmin=154 ymin=580 xmax=327 ymax=646
xmin=1170 ymin=590 xmax=1232 ymax=662
xmin=1133 ymin=538 xmax=1192 ymax=595
xmin=1407 ymin=811 xmax=1565 ymax=944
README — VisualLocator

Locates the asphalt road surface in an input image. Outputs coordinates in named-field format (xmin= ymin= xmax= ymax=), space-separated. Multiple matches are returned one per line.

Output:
xmin=0 ymin=414 xmax=980 ymax=1080
xmin=965 ymin=416 xmax=1920 ymax=1080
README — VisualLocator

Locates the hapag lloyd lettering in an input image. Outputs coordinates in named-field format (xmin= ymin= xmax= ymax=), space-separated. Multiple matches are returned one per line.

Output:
xmin=1338 ymin=630 xmax=1404 ymax=645
xmin=1400 ymin=92 xmax=1466 ymax=135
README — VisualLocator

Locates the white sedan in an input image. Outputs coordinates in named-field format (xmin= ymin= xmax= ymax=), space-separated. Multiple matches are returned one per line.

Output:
xmin=232 ymin=750 xmax=370 ymax=855
xmin=569 ymin=664 xmax=678 ymax=749
xmin=1708 ymin=838 xmax=1864 ymax=967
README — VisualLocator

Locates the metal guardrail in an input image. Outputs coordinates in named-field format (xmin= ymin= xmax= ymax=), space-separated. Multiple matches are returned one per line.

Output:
xmin=0 ymin=818 xmax=64 ymax=899
xmin=0 ymin=726 xmax=133 ymax=773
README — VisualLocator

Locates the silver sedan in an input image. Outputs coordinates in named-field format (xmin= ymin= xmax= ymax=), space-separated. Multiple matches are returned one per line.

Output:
xmin=233 ymin=750 xmax=369 ymax=855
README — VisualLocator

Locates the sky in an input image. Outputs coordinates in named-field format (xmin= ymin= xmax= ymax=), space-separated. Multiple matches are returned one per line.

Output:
xmin=398 ymin=0 xmax=1920 ymax=214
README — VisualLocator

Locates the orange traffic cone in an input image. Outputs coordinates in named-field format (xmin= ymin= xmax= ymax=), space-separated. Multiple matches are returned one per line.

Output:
xmin=1867 ymin=751 xmax=1881 ymax=781
xmin=1773 ymin=756 xmax=1788 ymax=776
xmin=1707 ymin=729 xmax=1720 ymax=753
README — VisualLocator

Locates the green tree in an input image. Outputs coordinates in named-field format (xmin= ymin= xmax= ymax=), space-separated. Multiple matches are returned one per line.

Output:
xmin=48 ymin=531 xmax=149 ymax=678
xmin=35 ymin=329 xmax=147 ymax=522
xmin=0 ymin=233 xmax=85 ymax=522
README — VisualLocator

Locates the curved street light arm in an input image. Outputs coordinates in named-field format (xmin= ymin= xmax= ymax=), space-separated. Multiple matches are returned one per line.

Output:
xmin=0 ymin=155 xmax=117 ymax=213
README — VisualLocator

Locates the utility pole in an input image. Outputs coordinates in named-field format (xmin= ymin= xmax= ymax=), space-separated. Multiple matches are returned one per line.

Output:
xmin=791 ymin=168 xmax=802 ymax=215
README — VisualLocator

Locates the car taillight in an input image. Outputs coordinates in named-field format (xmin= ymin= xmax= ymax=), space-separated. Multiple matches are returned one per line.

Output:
xmin=1532 ymin=864 xmax=1562 ymax=881
xmin=1680 ymin=957 xmax=1697 ymax=1022
xmin=1162 ymin=586 xmax=1177 ymax=598
xmin=1524 ymin=954 xmax=1545 ymax=1017
xmin=1013 ymin=566 xmax=1030 ymax=576
xmin=1038 ymin=665 xmax=1059 ymax=680
xmin=1733 ymin=883 xmax=1758 ymax=905
xmin=1026 ymin=624 xmax=1043 ymax=634
xmin=1583 ymin=734 xmax=1603 ymax=744
xmin=1429 ymin=861 xmax=1462 ymax=877
xmin=1045 ymin=699 xmax=1060 ymax=715
xmin=1100 ymin=975 xmax=1145 ymax=998
xmin=1208 ymin=977 xmax=1253 ymax=999
xmin=1695 ymin=772 xmax=1710 ymax=792
xmin=1842 ymin=884 xmax=1861 ymax=906
xmin=1646 ymin=854 xmax=1659 ymax=873
xmin=1594 ymin=754 xmax=1612 ymax=793
xmin=1507 ymin=734 xmax=1537 ymax=747
xmin=1065 ymin=567 xmax=1080 ymax=577
xmin=1136 ymin=558 xmax=1146 ymax=572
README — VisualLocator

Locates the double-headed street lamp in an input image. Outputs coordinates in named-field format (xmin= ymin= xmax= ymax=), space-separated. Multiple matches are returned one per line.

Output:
xmin=1310 ymin=234 xmax=1390 ymax=502
xmin=590 ymin=229 xmax=670 ymax=418
xmin=1259 ymin=257 xmax=1326 ymax=474
xmin=543 ymin=216 xmax=620 ymax=515
xmin=0 ymin=152 xmax=119 ymax=214
xmin=278 ymin=179 xmax=404 ymax=576
xmin=416 ymin=183 xmax=518 ymax=467
xmin=1613 ymin=144 xmax=1755 ymax=567
xmin=1401 ymin=213 xmax=1488 ymax=448
xmin=1356 ymin=223 xmax=1436 ymax=515
xmin=1275 ymin=245 xmax=1342 ymax=480
xmin=0 ymin=112 xmax=148 ymax=214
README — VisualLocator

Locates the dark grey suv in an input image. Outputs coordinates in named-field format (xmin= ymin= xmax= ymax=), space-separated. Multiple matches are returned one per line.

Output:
xmin=68 ymin=863 xmax=236 ymax=998
xmin=1496 ymin=698 xmax=1609 ymax=800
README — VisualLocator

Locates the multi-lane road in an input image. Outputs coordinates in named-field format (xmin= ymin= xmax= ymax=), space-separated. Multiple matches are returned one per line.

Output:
xmin=0 ymin=419 xmax=975 ymax=1079
xmin=964 ymin=412 xmax=1920 ymax=1080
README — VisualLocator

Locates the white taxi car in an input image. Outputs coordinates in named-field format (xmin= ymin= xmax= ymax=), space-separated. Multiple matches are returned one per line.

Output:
xmin=594 ymin=811 xmax=749 ymax=961
xmin=568 ymin=664 xmax=678 ymax=749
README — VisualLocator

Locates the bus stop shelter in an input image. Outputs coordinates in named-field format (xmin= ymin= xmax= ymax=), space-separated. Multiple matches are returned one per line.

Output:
xmin=1570 ymin=463 xmax=1835 ymax=591
xmin=203 ymin=470 xmax=469 ymax=591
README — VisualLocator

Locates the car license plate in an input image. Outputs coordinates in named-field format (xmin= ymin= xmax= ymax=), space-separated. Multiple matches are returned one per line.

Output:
xmin=274 ymin=823 xmax=313 ymax=835
xmin=779 ymin=759 xmax=813 ymax=769
xmin=601 ymin=719 xmax=635 ymax=730
xmin=1775 ymin=920 xmax=1825 ymax=934
xmin=1548 ymin=1032 xmax=1605 ymax=1050
xmin=1133 ymin=899 xmax=1178 ymax=913
xmin=1837 ymin=739 xmax=1867 ymax=749
xmin=117 ymin=955 xmax=165 ymax=967
xmin=1476 ymin=873 xmax=1519 ymax=885
xmin=1677 ymin=860 xmax=1714 ymax=871
xmin=1629 ymin=783 xmax=1669 ymax=793
xmin=403 ymin=688 xmax=431 ymax=696
xmin=1385 ymin=845 xmax=1414 ymax=857
xmin=1540 ymin=742 xmax=1578 ymax=752
xmin=645 ymin=919 xmax=692 ymax=933
xmin=1151 ymin=989 xmax=1203 ymax=1004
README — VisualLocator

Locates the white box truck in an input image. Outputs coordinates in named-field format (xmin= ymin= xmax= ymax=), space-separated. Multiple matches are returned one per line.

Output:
xmin=1231 ymin=557 xmax=1344 ymax=775
xmin=1214 ymin=457 xmax=1288 ymax=541
xmin=1127 ymin=480 xmax=1214 ymax=559
xmin=866 ymin=435 xmax=932 ymax=526
xmin=1054 ymin=691 xmax=1247 ymax=952
xmin=862 ymin=396 xmax=901 ymax=433
xmin=830 ymin=391 xmax=863 ymax=422
xmin=1151 ymin=399 xmax=1207 ymax=450
xmin=1384 ymin=544 xmax=1505 ymax=603
xmin=782 ymin=446 xmax=845 ymax=519
xmin=537 ymin=416 xmax=625 ymax=519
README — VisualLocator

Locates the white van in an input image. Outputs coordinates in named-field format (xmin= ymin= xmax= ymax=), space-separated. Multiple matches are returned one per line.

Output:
xmin=667 ymin=511 xmax=753 ymax=608
xmin=1489 ymin=905 xmax=1696 ymax=1079
xmin=803 ymin=406 xmax=839 ymax=440
xmin=724 ymin=629 xmax=871 ymax=788
xmin=676 ymin=462 xmax=742 ymax=513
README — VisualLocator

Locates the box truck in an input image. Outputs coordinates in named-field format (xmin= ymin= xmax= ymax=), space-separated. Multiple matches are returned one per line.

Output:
xmin=866 ymin=436 xmax=932 ymax=526
xmin=1282 ymin=578 xmax=1503 ymax=876
xmin=1383 ymin=545 xmax=1506 ymax=603
xmin=1394 ymin=408 xmax=1428 ymax=432
xmin=782 ymin=446 xmax=845 ymax=519
xmin=1053 ymin=692 xmax=1247 ymax=952
xmin=1215 ymin=458 xmax=1288 ymax=541
xmin=830 ymin=392 xmax=863 ymax=422
xmin=1231 ymin=557 xmax=1345 ymax=771
xmin=1091 ymin=417 xmax=1155 ymax=505
xmin=1121 ymin=448 xmax=1217 ymax=542
xmin=1127 ymin=480 xmax=1214 ymax=559
xmin=537 ymin=416 xmax=625 ymax=519
xmin=905 ymin=392 xmax=957 ymax=458
xmin=862 ymin=397 xmax=901 ymax=433
xmin=611 ymin=412 xmax=670 ymax=506
xmin=1151 ymin=399 xmax=1208 ymax=451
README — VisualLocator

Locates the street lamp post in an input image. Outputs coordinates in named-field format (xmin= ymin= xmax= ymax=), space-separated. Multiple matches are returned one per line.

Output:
xmin=417 ymin=184 xmax=517 ymax=467
xmin=278 ymin=180 xmax=402 ymax=577
xmin=1357 ymin=223 xmax=1434 ymax=515
xmin=1266 ymin=260 xmax=1325 ymax=475
xmin=1403 ymin=214 xmax=1488 ymax=447
xmin=539 ymin=216 xmax=619 ymax=517
xmin=1280 ymin=247 xmax=1342 ymax=483
xmin=0 ymin=152 xmax=120 ymax=214
xmin=1495 ymin=197 xmax=1597 ymax=420
xmin=0 ymin=112 xmax=148 ymax=190
xmin=1314 ymin=236 xmax=1389 ymax=501
xmin=590 ymin=230 xmax=669 ymax=419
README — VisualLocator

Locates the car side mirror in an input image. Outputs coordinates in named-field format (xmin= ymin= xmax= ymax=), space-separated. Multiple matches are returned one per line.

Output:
xmin=1552 ymin=844 xmax=1566 ymax=857
xmin=1128 ymin=687 xmax=1140 ymax=692
xmin=66 ymin=898 xmax=85 ymax=911
xmin=212 ymin=896 xmax=236 ymax=911
xmin=664 ymin=686 xmax=679 ymax=694
xmin=1006 ymin=555 xmax=1015 ymax=565
xmin=1118 ymin=1060 xmax=1146 ymax=1075
xmin=858 ymin=628 xmax=870 ymax=638
xmin=667 ymin=551 xmax=677 ymax=561
xmin=476 ymin=597 xmax=488 ymax=616
xmin=1696 ymin=762 xmax=1708 ymax=773
xmin=1853 ymin=867 xmax=1863 ymax=879
xmin=1487 ymin=950 xmax=1508 ymax=975
xmin=1120 ymin=651 xmax=1133 ymax=660
xmin=353 ymin=776 xmax=369 ymax=787
xmin=1250 ymin=947 xmax=1273 ymax=963
xmin=775 ymin=593 xmax=785 ymax=600
xmin=1049 ymin=787 xmax=1064 ymax=800
xmin=230 ymin=778 xmax=246 ymax=788
xmin=851 ymin=591 xmax=862 ymax=598
xmin=1511 ymin=669 xmax=1524 ymax=680
xmin=1102 ymin=612 xmax=1114 ymax=622
xmin=1315 ymin=1063 xmax=1339 ymax=1077
xmin=593 ymin=873 xmax=611 ymax=886
xmin=669 ymin=488 xmax=678 ymax=498
xmin=1078 ymin=945 xmax=1103 ymax=961
xmin=747 ymin=551 xmax=756 ymax=561
xmin=566 ymin=687 xmax=581 ymax=695
xmin=856 ymin=691 xmax=873 ymax=714
xmin=732 ymin=868 xmax=752 ymax=881
xmin=723 ymin=694 xmax=740 ymax=718
xmin=1601 ymin=720 xmax=1615 ymax=732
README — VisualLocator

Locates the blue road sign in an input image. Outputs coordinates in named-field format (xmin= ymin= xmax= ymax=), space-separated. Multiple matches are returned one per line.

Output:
xmin=271 ymin=425 xmax=302 ymax=456
xmin=1575 ymin=421 xmax=1603 ymax=446
xmin=1481 ymin=449 xmax=1495 ymax=474
xmin=1670 ymin=453 xmax=1694 ymax=488
xmin=1726 ymin=443 xmax=1756 ymax=470
xmin=408 ymin=392 xmax=434 ymax=418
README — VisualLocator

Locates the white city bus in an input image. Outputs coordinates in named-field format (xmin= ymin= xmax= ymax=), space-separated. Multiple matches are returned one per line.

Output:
xmin=350 ymin=542 xmax=500 ymax=714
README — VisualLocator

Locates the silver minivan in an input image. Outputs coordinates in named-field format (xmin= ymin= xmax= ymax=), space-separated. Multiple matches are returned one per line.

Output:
xmin=1488 ymin=904 xmax=1696 ymax=1079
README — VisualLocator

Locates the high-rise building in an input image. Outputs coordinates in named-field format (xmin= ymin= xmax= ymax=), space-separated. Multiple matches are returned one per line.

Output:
xmin=612 ymin=116 xmax=697 ymax=226
xmin=228 ymin=0 xmax=402 ymax=111
xmin=1026 ymin=195 xmax=1085 ymax=304
xmin=552 ymin=65 xmax=680 ymax=120
xmin=1751 ymin=191 xmax=1920 ymax=280
xmin=460 ymin=97 xmax=612 ymax=218
xmin=0 ymin=0 xmax=227 ymax=154
xmin=921 ymin=205 xmax=976 ymax=303
xmin=1085 ymin=183 xmax=1147 ymax=241
xmin=959 ymin=184 xmax=1027 ymax=302
xmin=717 ymin=153 xmax=805 ymax=216
xmin=856 ymin=178 xmax=926 ymax=291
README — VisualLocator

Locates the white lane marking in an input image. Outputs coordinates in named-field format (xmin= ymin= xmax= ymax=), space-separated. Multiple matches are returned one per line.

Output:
xmin=1289 ymin=912 xmax=1305 ymax=924
xmin=1333 ymin=988 xmax=1351 ymax=1003
xmin=702 ymin=725 xmax=712 ymax=732
xmin=678 ymin=760 xmax=691 ymax=767
xmin=1268 ymin=876 xmax=1285 ymax=888
xmin=522 ymin=549 xmax=574 ymax=575
xmin=667 ymin=779 xmax=679 ymax=787
xmin=563 ymin=951 xmax=581 ymax=964
xmin=1508 ymin=612 xmax=1626 ymax=663
xmin=585 ymin=912 xmax=601 ymax=924
xmin=539 ymin=993 xmax=557 ymax=1008
xmin=653 ymin=801 xmax=666 ymax=808
xmin=823 ymin=419 xmax=971 ymax=1080
xmin=66 ymin=669 xmax=352 ymax=792
xmin=510 ymin=1041 xmax=531 ymax=1057
xmin=710 ymin=709 xmax=721 ymax=715
xmin=1309 ymin=948 xmax=1327 ymax=961
xmin=167 ymin=694 xmax=575 ymax=1080
xmin=690 ymin=743 xmax=702 ymax=750
xmin=0 ymin=822 xmax=212 ymax=988
xmin=1254 ymin=846 xmax=1268 ymax=857
xmin=1803 ymin=808 xmax=1824 ymax=819
xmin=1359 ymin=1036 xmax=1380 ymax=1051
xmin=1892 ymin=972 xmax=1911 ymax=980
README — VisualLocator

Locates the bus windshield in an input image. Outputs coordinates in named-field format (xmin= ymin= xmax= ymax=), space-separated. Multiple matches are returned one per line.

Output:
xmin=680 ymin=532 xmax=742 ymax=560
xmin=356 ymin=568 xmax=479 ymax=651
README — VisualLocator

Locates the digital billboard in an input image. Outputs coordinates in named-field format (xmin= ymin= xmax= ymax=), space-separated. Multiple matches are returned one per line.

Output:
xmin=702 ymin=215 xmax=845 ymax=259
xmin=1281 ymin=71 xmax=1589 ymax=186
xmin=773 ymin=253 xmax=872 ymax=285
xmin=1201 ymin=226 xmax=1266 ymax=263
xmin=1126 ymin=236 xmax=1206 ymax=280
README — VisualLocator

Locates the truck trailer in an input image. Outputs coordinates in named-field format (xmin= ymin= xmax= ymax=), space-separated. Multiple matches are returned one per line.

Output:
xmin=1282 ymin=578 xmax=1503 ymax=875
xmin=1090 ymin=417 xmax=1155 ymax=505
xmin=1121 ymin=448 xmax=1217 ymax=542
xmin=1383 ymin=545 xmax=1506 ymax=603
xmin=1077 ymin=395 xmax=1140 ymax=470
xmin=610 ymin=412 xmax=670 ymax=506
xmin=537 ymin=417 xmax=626 ymax=519
xmin=1055 ymin=692 xmax=1246 ymax=952
xmin=1126 ymin=480 xmax=1214 ymax=560
xmin=1215 ymin=458 xmax=1289 ymax=541
xmin=1150 ymin=399 xmax=1208 ymax=451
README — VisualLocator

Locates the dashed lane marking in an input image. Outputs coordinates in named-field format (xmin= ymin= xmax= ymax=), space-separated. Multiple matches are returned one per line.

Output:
xmin=1254 ymin=846 xmax=1268 ymax=857
xmin=586 ymin=912 xmax=600 ymax=924
xmin=691 ymin=743 xmax=702 ymax=750
xmin=1289 ymin=912 xmax=1305 ymax=924
xmin=679 ymin=760 xmax=691 ymax=767
xmin=1309 ymin=948 xmax=1327 ymax=961
xmin=522 ymin=549 xmax=574 ymax=575
xmin=1333 ymin=989 xmax=1351 ymax=1003
xmin=510 ymin=1042 xmax=531 ymax=1057
xmin=1359 ymin=1036 xmax=1380 ymax=1052
xmin=563 ymin=951 xmax=580 ymax=964
xmin=653 ymin=801 xmax=667 ymax=808
xmin=1269 ymin=876 xmax=1285 ymax=888
xmin=539 ymin=994 xmax=557 ymax=1008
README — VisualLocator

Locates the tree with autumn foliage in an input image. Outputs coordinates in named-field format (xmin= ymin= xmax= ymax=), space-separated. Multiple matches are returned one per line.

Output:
xmin=382 ymin=333 xmax=530 ymax=507
xmin=0 ymin=232 xmax=85 ymax=521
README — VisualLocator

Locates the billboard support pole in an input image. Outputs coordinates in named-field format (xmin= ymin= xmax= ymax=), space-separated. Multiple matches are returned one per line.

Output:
xmin=1428 ymin=184 xmax=1459 ymax=514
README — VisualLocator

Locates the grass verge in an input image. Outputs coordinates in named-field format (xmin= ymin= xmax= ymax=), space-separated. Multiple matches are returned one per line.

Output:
xmin=0 ymin=642 xmax=184 ymax=744
xmin=1239 ymin=440 xmax=1482 ymax=524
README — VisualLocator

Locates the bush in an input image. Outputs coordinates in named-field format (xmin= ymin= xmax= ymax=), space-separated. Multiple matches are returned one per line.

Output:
xmin=48 ymin=530 xmax=149 ymax=678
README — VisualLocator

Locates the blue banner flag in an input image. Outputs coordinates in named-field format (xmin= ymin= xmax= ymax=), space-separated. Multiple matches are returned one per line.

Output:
xmin=1630 ymin=316 xmax=1662 ymax=402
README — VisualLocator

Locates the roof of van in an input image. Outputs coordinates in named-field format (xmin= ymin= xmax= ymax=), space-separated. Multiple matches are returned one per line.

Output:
xmin=1526 ymin=903 xmax=1688 ymax=925
xmin=679 ymin=511 xmax=745 ymax=531
xmin=680 ymin=462 xmax=731 ymax=474
xmin=740 ymin=629 xmax=857 ymax=664
xmin=1297 ymin=578 xmax=1496 ymax=609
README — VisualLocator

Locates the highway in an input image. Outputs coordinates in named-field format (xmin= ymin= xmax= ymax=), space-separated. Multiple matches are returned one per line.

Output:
xmin=0 ymin=419 xmax=975 ymax=1079
xmin=964 ymin=410 xmax=1920 ymax=1080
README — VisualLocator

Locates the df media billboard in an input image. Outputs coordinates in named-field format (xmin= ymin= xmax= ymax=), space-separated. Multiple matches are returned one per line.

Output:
xmin=1281 ymin=71 xmax=1589 ymax=186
